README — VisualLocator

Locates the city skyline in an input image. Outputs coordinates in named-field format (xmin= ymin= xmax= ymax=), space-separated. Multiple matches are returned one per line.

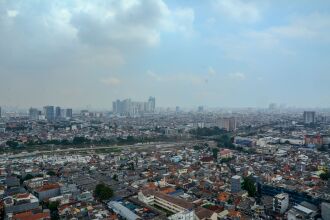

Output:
xmin=1 ymin=0 xmax=330 ymax=108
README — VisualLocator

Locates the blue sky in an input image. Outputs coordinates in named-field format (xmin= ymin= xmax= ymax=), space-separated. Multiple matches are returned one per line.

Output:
xmin=1 ymin=0 xmax=330 ymax=109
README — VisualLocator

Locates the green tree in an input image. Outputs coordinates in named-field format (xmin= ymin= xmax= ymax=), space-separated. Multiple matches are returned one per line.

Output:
xmin=212 ymin=148 xmax=219 ymax=160
xmin=94 ymin=183 xmax=114 ymax=201
xmin=6 ymin=141 xmax=19 ymax=148
xmin=47 ymin=201 xmax=59 ymax=220
xmin=48 ymin=201 xmax=59 ymax=211
xmin=242 ymin=176 xmax=256 ymax=197
xmin=112 ymin=174 xmax=118 ymax=181
xmin=320 ymin=172 xmax=330 ymax=181
xmin=47 ymin=170 xmax=56 ymax=176
xmin=21 ymin=173 xmax=34 ymax=184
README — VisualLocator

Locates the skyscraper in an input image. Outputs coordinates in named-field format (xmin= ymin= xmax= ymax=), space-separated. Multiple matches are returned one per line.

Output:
xmin=113 ymin=97 xmax=155 ymax=116
xmin=43 ymin=106 xmax=54 ymax=121
xmin=0 ymin=106 xmax=1 ymax=118
xmin=55 ymin=106 xmax=61 ymax=119
xmin=303 ymin=111 xmax=316 ymax=124
xmin=29 ymin=108 xmax=39 ymax=120
xmin=65 ymin=108 xmax=73 ymax=118
xmin=147 ymin=97 xmax=156 ymax=113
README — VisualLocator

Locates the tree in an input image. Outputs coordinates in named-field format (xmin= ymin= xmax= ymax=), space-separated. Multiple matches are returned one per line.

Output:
xmin=21 ymin=173 xmax=34 ymax=183
xmin=47 ymin=201 xmax=59 ymax=220
xmin=242 ymin=176 xmax=256 ymax=197
xmin=6 ymin=141 xmax=19 ymax=148
xmin=47 ymin=170 xmax=56 ymax=176
xmin=48 ymin=201 xmax=59 ymax=211
xmin=94 ymin=183 xmax=114 ymax=201
xmin=212 ymin=148 xmax=219 ymax=160
xmin=112 ymin=174 xmax=118 ymax=181
xmin=320 ymin=172 xmax=330 ymax=181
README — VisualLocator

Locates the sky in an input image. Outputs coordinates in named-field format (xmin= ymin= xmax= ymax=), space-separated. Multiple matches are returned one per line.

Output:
xmin=1 ymin=0 xmax=330 ymax=109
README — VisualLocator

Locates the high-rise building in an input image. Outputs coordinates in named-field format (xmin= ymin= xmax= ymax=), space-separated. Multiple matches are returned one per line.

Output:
xmin=218 ymin=117 xmax=237 ymax=131
xmin=0 ymin=106 xmax=1 ymax=118
xmin=113 ymin=97 xmax=155 ymax=116
xmin=231 ymin=175 xmax=241 ymax=193
xmin=29 ymin=108 xmax=39 ymax=120
xmin=273 ymin=193 xmax=289 ymax=214
xmin=147 ymin=97 xmax=156 ymax=113
xmin=65 ymin=109 xmax=73 ymax=118
xmin=303 ymin=111 xmax=316 ymax=124
xmin=43 ymin=106 xmax=54 ymax=121
xmin=198 ymin=106 xmax=204 ymax=112
xmin=55 ymin=106 xmax=61 ymax=119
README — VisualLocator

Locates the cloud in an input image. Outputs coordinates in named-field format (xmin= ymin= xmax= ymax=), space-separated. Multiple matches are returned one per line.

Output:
xmin=7 ymin=10 xmax=19 ymax=17
xmin=228 ymin=72 xmax=246 ymax=80
xmin=213 ymin=0 xmax=261 ymax=23
xmin=164 ymin=8 xmax=195 ymax=36
xmin=100 ymin=77 xmax=121 ymax=86
xmin=0 ymin=0 xmax=195 ymax=73
xmin=147 ymin=71 xmax=205 ymax=85
xmin=265 ymin=13 xmax=330 ymax=41
xmin=208 ymin=66 xmax=216 ymax=76
xmin=69 ymin=0 xmax=195 ymax=47
xmin=147 ymin=70 xmax=162 ymax=81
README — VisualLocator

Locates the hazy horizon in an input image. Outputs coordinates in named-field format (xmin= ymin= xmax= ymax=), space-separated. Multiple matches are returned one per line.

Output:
xmin=1 ymin=0 xmax=330 ymax=108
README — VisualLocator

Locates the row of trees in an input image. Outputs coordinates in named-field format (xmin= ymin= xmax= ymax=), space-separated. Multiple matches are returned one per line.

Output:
xmin=7 ymin=135 xmax=176 ymax=149
xmin=190 ymin=127 xmax=228 ymax=137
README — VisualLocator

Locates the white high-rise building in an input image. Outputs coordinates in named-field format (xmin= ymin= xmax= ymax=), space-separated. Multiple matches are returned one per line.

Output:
xmin=303 ymin=111 xmax=316 ymax=124
xmin=273 ymin=193 xmax=289 ymax=214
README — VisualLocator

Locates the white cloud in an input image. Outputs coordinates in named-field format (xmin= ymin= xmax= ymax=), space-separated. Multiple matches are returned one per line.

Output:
xmin=100 ymin=77 xmax=121 ymax=86
xmin=7 ymin=10 xmax=19 ymax=18
xmin=163 ymin=8 xmax=195 ymax=36
xmin=147 ymin=71 xmax=205 ymax=85
xmin=213 ymin=0 xmax=261 ymax=23
xmin=229 ymin=72 xmax=246 ymax=80
xmin=0 ymin=0 xmax=195 ymax=75
xmin=147 ymin=70 xmax=162 ymax=81
xmin=208 ymin=66 xmax=216 ymax=76
xmin=266 ymin=13 xmax=330 ymax=41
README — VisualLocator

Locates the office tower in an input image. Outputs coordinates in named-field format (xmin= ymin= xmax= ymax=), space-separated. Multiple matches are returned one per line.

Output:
xmin=176 ymin=106 xmax=180 ymax=113
xmin=303 ymin=111 xmax=315 ymax=124
xmin=273 ymin=193 xmax=289 ymax=214
xmin=198 ymin=106 xmax=204 ymax=112
xmin=231 ymin=175 xmax=241 ymax=193
xmin=66 ymin=109 xmax=73 ymax=118
xmin=29 ymin=108 xmax=39 ymax=120
xmin=0 ymin=106 xmax=1 ymax=118
xmin=43 ymin=106 xmax=54 ymax=121
xmin=55 ymin=106 xmax=61 ymax=119
xmin=147 ymin=97 xmax=156 ymax=113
